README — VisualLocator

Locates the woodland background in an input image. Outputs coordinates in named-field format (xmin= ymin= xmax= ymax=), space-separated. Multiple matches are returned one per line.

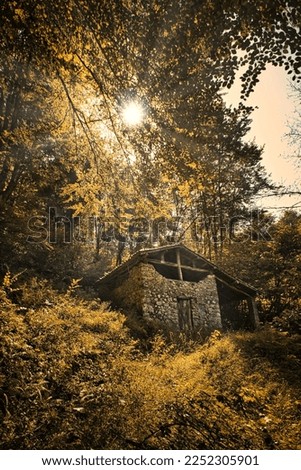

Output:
xmin=0 ymin=0 xmax=301 ymax=449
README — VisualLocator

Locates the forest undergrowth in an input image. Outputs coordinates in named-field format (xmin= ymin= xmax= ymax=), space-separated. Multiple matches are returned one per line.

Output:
xmin=1 ymin=276 xmax=300 ymax=450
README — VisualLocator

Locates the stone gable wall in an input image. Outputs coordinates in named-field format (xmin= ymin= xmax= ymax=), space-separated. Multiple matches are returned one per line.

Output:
xmin=112 ymin=262 xmax=222 ymax=333
xmin=112 ymin=263 xmax=145 ymax=314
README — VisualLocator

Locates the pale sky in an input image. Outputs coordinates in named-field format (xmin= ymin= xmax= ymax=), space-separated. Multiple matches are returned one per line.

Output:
xmin=224 ymin=64 xmax=301 ymax=214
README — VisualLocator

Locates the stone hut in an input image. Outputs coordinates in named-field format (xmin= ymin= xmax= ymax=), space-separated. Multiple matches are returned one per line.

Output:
xmin=97 ymin=244 xmax=259 ymax=334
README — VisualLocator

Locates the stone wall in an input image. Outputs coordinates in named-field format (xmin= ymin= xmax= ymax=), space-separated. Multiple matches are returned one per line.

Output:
xmin=112 ymin=263 xmax=145 ymax=314
xmin=112 ymin=262 xmax=223 ymax=333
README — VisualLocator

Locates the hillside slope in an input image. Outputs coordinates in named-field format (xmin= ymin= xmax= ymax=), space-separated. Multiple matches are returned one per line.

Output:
xmin=1 ymin=279 xmax=300 ymax=449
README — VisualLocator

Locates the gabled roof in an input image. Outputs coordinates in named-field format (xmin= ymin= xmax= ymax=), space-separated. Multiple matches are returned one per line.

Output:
xmin=97 ymin=243 xmax=256 ymax=297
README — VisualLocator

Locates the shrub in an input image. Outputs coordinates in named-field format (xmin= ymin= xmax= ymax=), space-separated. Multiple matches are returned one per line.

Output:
xmin=1 ymin=279 xmax=300 ymax=449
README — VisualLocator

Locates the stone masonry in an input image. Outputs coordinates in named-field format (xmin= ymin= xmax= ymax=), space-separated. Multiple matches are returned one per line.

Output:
xmin=112 ymin=262 xmax=223 ymax=332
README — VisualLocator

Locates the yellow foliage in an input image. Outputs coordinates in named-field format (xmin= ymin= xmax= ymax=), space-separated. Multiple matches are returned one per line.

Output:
xmin=1 ymin=280 xmax=301 ymax=450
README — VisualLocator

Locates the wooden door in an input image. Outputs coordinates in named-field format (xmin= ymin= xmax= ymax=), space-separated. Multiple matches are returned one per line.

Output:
xmin=177 ymin=297 xmax=193 ymax=331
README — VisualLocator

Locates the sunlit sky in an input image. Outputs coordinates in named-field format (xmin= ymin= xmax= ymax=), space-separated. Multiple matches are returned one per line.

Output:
xmin=224 ymin=64 xmax=301 ymax=214
xmin=121 ymin=101 xmax=144 ymax=126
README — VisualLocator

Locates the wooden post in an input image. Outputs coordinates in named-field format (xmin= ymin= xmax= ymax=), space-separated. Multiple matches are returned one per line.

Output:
xmin=176 ymin=249 xmax=183 ymax=280
xmin=247 ymin=297 xmax=260 ymax=329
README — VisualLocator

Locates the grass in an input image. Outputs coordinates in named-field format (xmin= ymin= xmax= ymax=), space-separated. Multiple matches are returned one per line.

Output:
xmin=1 ymin=278 xmax=300 ymax=449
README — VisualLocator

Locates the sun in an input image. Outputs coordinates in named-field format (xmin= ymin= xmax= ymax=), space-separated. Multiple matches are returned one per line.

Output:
xmin=121 ymin=101 xmax=144 ymax=126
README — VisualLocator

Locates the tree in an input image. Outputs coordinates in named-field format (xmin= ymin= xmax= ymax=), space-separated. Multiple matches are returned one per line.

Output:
xmin=219 ymin=210 xmax=301 ymax=332
xmin=286 ymin=82 xmax=301 ymax=165
xmin=154 ymin=101 xmax=271 ymax=258
xmin=1 ymin=1 xmax=299 ymax=268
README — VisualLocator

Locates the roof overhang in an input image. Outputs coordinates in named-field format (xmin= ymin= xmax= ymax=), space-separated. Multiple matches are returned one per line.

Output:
xmin=97 ymin=243 xmax=257 ymax=297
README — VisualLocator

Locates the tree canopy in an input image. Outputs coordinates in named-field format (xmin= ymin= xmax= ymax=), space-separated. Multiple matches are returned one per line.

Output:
xmin=0 ymin=1 xmax=300 ymax=267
